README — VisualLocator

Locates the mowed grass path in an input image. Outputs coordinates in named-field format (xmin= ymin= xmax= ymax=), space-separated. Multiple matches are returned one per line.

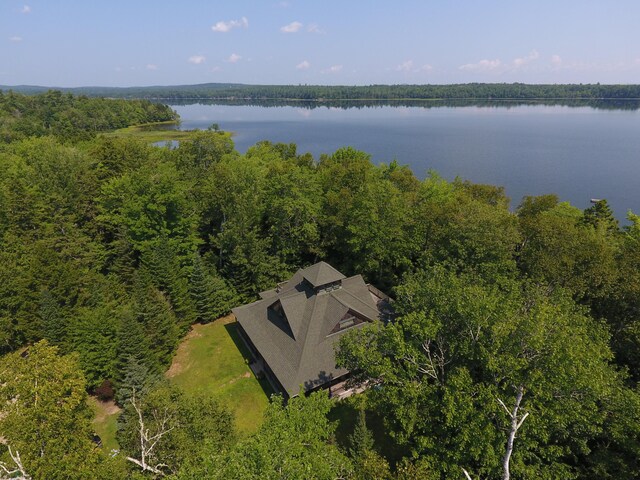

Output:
xmin=88 ymin=397 xmax=121 ymax=451
xmin=166 ymin=315 xmax=272 ymax=435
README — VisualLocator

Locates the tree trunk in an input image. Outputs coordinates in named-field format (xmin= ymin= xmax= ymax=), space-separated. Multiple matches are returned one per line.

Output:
xmin=501 ymin=385 xmax=528 ymax=480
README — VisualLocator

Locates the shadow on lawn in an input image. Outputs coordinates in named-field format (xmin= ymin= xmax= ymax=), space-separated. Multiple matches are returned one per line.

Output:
xmin=223 ymin=321 xmax=276 ymax=400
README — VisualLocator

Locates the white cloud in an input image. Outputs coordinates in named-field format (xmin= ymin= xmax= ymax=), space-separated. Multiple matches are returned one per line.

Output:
xmin=396 ymin=60 xmax=433 ymax=73
xmin=322 ymin=64 xmax=343 ymax=74
xmin=307 ymin=24 xmax=325 ymax=34
xmin=277 ymin=1 xmax=290 ymax=7
xmin=281 ymin=21 xmax=303 ymax=33
xmin=460 ymin=50 xmax=542 ymax=74
xmin=459 ymin=58 xmax=503 ymax=72
xmin=211 ymin=66 xmax=222 ymax=72
xmin=188 ymin=55 xmax=206 ymax=65
xmin=227 ymin=53 xmax=242 ymax=63
xmin=551 ymin=54 xmax=563 ymax=67
xmin=146 ymin=64 xmax=158 ymax=70
xmin=9 ymin=36 xmax=23 ymax=42
xmin=396 ymin=60 xmax=414 ymax=72
xmin=21 ymin=5 xmax=31 ymax=14
xmin=296 ymin=60 xmax=310 ymax=70
xmin=212 ymin=17 xmax=248 ymax=33
xmin=513 ymin=50 xmax=540 ymax=68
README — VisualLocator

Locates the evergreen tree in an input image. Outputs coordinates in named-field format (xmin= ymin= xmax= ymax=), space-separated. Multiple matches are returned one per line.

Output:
xmin=349 ymin=407 xmax=375 ymax=456
xmin=582 ymin=199 xmax=619 ymax=234
xmin=115 ymin=355 xmax=159 ymax=406
xmin=132 ymin=274 xmax=180 ymax=371
xmin=189 ymin=253 xmax=237 ymax=323
xmin=38 ymin=289 xmax=66 ymax=348
xmin=115 ymin=306 xmax=151 ymax=380
xmin=107 ymin=228 xmax=138 ymax=283
xmin=141 ymin=237 xmax=196 ymax=329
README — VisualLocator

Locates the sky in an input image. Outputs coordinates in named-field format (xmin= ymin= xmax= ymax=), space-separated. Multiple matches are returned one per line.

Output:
xmin=2 ymin=0 xmax=640 ymax=87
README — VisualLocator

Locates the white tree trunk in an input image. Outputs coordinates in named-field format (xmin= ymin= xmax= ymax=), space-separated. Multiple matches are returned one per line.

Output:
xmin=0 ymin=445 xmax=30 ymax=480
xmin=125 ymin=391 xmax=173 ymax=476
xmin=498 ymin=385 xmax=529 ymax=480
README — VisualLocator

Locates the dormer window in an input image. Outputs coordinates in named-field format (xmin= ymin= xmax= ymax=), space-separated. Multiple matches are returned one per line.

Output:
xmin=316 ymin=280 xmax=342 ymax=294
xmin=269 ymin=300 xmax=284 ymax=317
xmin=328 ymin=310 xmax=364 ymax=335
xmin=338 ymin=315 xmax=355 ymax=330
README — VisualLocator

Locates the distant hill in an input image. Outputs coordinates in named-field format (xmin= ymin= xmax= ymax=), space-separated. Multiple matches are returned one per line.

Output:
xmin=3 ymin=82 xmax=640 ymax=101
xmin=0 ymin=82 xmax=247 ymax=98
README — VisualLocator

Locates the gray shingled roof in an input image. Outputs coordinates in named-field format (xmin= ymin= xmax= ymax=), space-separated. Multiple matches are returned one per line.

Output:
xmin=232 ymin=263 xmax=387 ymax=397
xmin=300 ymin=261 xmax=346 ymax=287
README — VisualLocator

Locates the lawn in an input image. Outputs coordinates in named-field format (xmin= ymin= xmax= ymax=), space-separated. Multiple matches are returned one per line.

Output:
xmin=166 ymin=315 xmax=273 ymax=435
xmin=88 ymin=396 xmax=121 ymax=452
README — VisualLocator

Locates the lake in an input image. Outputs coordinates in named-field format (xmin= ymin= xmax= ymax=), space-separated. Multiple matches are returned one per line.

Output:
xmin=169 ymin=100 xmax=640 ymax=220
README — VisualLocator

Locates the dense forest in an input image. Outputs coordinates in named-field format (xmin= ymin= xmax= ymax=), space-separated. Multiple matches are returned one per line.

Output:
xmin=166 ymin=97 xmax=640 ymax=111
xmin=3 ymin=82 xmax=640 ymax=101
xmin=0 ymin=91 xmax=639 ymax=479
xmin=0 ymin=89 xmax=177 ymax=142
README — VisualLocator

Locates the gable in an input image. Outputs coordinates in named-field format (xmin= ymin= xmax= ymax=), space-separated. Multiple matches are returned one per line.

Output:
xmin=328 ymin=309 xmax=368 ymax=335
xmin=266 ymin=299 xmax=295 ymax=339
xmin=267 ymin=292 xmax=308 ymax=340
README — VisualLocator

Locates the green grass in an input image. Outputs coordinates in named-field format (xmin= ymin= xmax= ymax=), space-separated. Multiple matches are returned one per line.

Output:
xmin=166 ymin=315 xmax=272 ymax=435
xmin=88 ymin=396 xmax=121 ymax=452
xmin=101 ymin=120 xmax=194 ymax=143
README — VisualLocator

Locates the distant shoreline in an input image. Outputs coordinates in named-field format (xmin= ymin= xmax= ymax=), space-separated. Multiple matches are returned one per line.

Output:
xmin=3 ymin=83 xmax=640 ymax=102
xmin=151 ymin=96 xmax=640 ymax=102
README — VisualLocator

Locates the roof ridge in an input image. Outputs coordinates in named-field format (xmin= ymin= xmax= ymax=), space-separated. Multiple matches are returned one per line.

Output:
xmin=329 ymin=291 xmax=351 ymax=310
xmin=279 ymin=291 xmax=308 ymax=340
xmin=293 ymin=292 xmax=324 ymax=387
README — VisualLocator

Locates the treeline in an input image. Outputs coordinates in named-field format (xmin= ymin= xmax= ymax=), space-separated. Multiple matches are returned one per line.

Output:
xmin=0 ymin=89 xmax=177 ymax=142
xmin=168 ymin=97 xmax=640 ymax=111
xmin=4 ymin=82 xmax=640 ymax=101
xmin=0 ymin=92 xmax=639 ymax=478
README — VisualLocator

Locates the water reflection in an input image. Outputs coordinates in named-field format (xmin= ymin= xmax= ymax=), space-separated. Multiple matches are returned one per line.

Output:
xmin=164 ymin=98 xmax=640 ymax=111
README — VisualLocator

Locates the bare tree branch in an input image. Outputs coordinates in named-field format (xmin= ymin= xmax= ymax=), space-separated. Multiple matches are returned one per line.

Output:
xmin=125 ymin=390 xmax=174 ymax=476
xmin=0 ymin=445 xmax=31 ymax=480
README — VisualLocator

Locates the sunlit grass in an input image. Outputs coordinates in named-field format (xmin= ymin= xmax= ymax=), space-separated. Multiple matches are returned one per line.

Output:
xmin=166 ymin=315 xmax=272 ymax=435
xmin=88 ymin=396 xmax=121 ymax=452
xmin=101 ymin=120 xmax=193 ymax=143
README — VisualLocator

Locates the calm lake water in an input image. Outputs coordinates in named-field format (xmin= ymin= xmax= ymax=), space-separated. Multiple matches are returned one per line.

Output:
xmin=169 ymin=101 xmax=640 ymax=219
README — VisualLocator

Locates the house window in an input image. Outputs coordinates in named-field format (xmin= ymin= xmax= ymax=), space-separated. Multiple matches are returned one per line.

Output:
xmin=269 ymin=300 xmax=284 ymax=318
xmin=317 ymin=281 xmax=342 ymax=294
xmin=338 ymin=316 xmax=355 ymax=330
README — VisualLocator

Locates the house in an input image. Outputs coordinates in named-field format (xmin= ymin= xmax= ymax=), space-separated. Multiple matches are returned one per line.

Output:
xmin=232 ymin=261 xmax=392 ymax=399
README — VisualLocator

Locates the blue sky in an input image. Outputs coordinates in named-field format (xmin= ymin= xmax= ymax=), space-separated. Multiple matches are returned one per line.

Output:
xmin=2 ymin=0 xmax=640 ymax=87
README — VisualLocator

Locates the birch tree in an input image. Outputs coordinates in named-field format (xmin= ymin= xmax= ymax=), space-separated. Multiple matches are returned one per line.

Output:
xmin=337 ymin=265 xmax=623 ymax=479
xmin=118 ymin=385 xmax=234 ymax=476
xmin=0 ymin=341 xmax=121 ymax=479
